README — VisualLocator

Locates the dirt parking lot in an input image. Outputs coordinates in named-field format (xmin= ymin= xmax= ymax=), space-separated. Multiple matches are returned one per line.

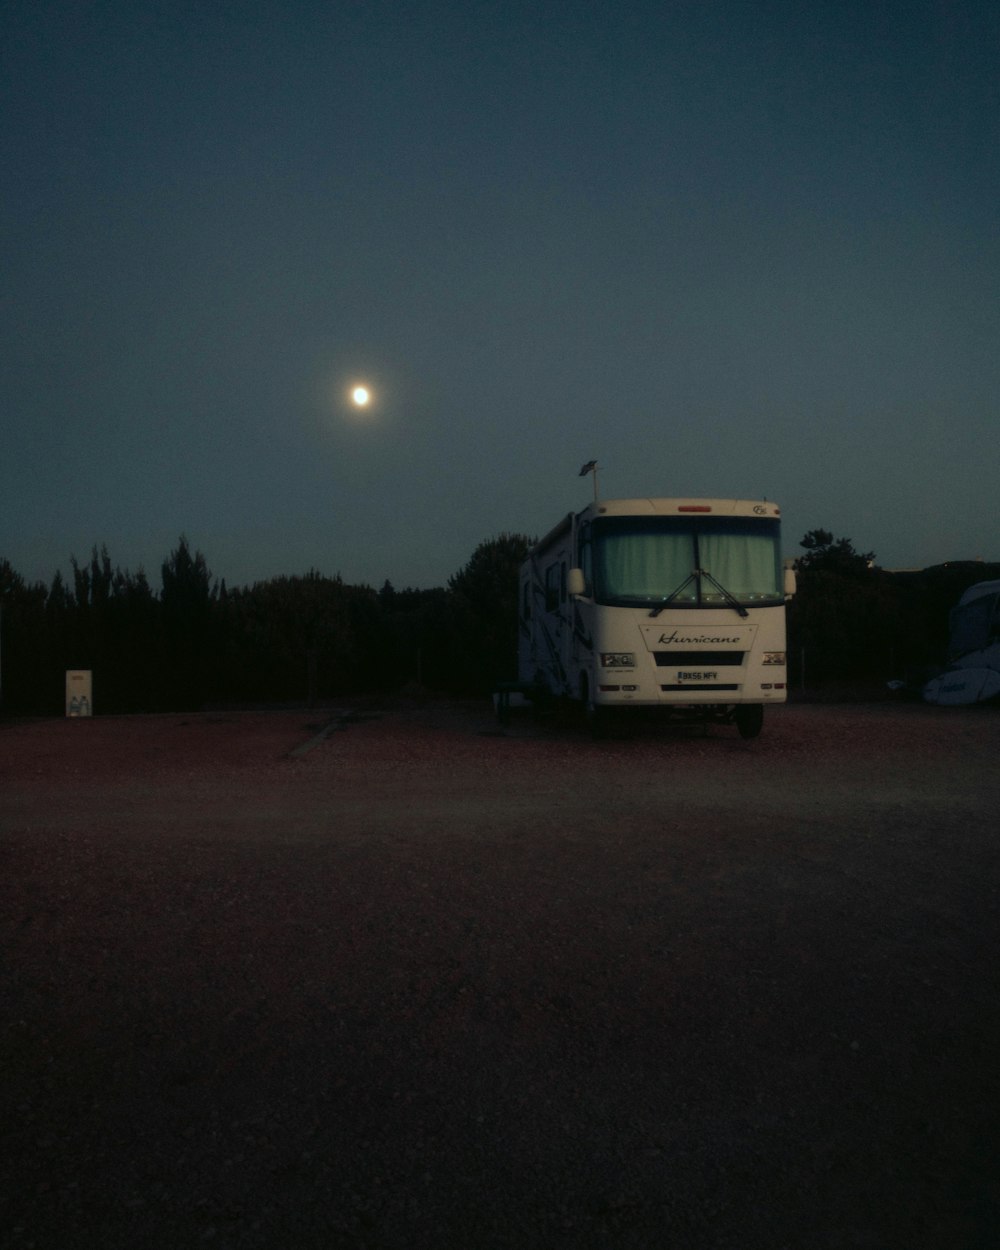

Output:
xmin=2 ymin=697 xmax=999 ymax=1250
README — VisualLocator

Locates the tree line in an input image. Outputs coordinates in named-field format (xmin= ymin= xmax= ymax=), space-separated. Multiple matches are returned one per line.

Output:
xmin=1 ymin=529 xmax=995 ymax=715
xmin=0 ymin=534 xmax=532 ymax=715
xmin=786 ymin=529 xmax=999 ymax=689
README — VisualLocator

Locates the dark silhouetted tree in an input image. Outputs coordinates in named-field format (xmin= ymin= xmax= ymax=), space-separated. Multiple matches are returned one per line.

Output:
xmin=448 ymin=532 xmax=535 ymax=692
xmin=161 ymin=536 xmax=214 ymax=709
xmin=788 ymin=529 xmax=898 ymax=685
xmin=1 ymin=561 xmax=48 ymax=712
xmin=797 ymin=530 xmax=875 ymax=578
xmin=219 ymin=572 xmax=380 ymax=702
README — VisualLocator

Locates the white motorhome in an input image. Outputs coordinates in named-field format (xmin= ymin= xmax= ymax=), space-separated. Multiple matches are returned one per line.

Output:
xmin=923 ymin=579 xmax=1000 ymax=706
xmin=517 ymin=498 xmax=793 ymax=737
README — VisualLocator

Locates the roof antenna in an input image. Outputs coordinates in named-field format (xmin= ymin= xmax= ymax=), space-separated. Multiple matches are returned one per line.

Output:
xmin=578 ymin=459 xmax=599 ymax=505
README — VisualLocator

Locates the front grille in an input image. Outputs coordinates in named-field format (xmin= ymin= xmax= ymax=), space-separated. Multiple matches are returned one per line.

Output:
xmin=653 ymin=651 xmax=745 ymax=667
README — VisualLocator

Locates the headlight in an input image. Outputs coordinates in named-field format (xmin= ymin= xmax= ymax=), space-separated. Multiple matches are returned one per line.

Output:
xmin=762 ymin=652 xmax=786 ymax=666
xmin=601 ymin=652 xmax=636 ymax=668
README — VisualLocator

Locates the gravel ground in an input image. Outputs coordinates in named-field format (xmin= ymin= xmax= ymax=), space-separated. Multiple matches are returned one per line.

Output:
xmin=2 ymin=696 xmax=999 ymax=1250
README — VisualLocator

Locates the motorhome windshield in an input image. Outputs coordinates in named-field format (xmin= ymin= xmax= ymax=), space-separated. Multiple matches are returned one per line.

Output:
xmin=592 ymin=516 xmax=783 ymax=609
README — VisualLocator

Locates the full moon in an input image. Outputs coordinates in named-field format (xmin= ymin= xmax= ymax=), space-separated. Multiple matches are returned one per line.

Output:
xmin=352 ymin=385 xmax=371 ymax=407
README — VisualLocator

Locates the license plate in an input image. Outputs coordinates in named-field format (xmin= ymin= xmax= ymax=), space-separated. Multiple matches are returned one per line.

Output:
xmin=678 ymin=671 xmax=718 ymax=681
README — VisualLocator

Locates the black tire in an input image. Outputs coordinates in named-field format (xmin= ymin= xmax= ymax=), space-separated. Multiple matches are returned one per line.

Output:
xmin=586 ymin=701 xmax=610 ymax=739
xmin=735 ymin=704 xmax=764 ymax=740
xmin=580 ymin=674 xmax=608 ymax=739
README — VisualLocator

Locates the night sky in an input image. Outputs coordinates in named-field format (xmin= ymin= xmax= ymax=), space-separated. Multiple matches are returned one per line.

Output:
xmin=3 ymin=0 xmax=997 ymax=591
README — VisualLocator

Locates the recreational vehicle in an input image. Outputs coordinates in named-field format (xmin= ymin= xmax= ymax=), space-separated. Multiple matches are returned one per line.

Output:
xmin=517 ymin=498 xmax=794 ymax=737
xmin=923 ymin=579 xmax=1000 ymax=706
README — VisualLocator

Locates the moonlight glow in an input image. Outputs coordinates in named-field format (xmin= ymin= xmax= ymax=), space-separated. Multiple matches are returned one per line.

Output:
xmin=352 ymin=385 xmax=371 ymax=407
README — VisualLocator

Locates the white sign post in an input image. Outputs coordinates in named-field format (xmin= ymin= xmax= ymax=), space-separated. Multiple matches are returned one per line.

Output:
xmin=66 ymin=670 xmax=93 ymax=717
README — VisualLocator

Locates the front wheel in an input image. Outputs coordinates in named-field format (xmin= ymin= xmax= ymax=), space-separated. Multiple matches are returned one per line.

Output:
xmin=586 ymin=700 xmax=611 ymax=739
xmin=735 ymin=704 xmax=764 ymax=740
xmin=580 ymin=674 xmax=609 ymax=739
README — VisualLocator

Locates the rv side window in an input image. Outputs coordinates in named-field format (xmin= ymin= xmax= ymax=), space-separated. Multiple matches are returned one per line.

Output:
xmin=544 ymin=563 xmax=561 ymax=613
xmin=560 ymin=562 xmax=566 ymax=605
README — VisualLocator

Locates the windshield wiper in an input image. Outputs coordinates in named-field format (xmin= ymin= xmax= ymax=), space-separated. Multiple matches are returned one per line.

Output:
xmin=648 ymin=571 xmax=697 ymax=617
xmin=648 ymin=568 xmax=750 ymax=618
xmin=698 ymin=568 xmax=749 ymax=617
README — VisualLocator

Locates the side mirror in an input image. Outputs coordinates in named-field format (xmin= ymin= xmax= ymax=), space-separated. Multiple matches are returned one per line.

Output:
xmin=783 ymin=563 xmax=797 ymax=600
xmin=567 ymin=567 xmax=586 ymax=597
